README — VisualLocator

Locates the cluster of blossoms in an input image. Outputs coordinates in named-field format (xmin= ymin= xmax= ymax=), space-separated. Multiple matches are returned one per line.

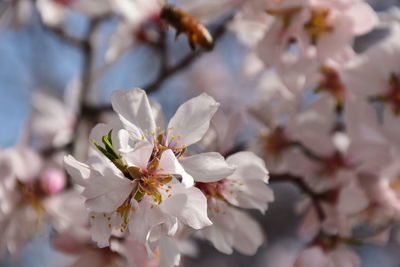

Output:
xmin=1 ymin=0 xmax=400 ymax=266
xmin=63 ymin=88 xmax=273 ymax=266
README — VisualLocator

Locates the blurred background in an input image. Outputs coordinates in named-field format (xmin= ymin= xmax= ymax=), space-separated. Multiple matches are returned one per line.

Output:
xmin=1 ymin=0 xmax=400 ymax=266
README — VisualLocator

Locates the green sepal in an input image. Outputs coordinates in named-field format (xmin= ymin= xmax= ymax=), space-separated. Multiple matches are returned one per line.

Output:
xmin=91 ymin=130 xmax=127 ymax=174
xmin=134 ymin=190 xmax=145 ymax=202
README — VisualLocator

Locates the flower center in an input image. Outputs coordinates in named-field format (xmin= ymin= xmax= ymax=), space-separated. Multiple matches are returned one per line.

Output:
xmin=16 ymin=181 xmax=45 ymax=213
xmin=389 ymin=178 xmax=400 ymax=194
xmin=127 ymin=156 xmax=175 ymax=205
xmin=315 ymin=65 xmax=345 ymax=111
xmin=304 ymin=7 xmax=333 ymax=44
xmin=371 ymin=73 xmax=400 ymax=115
xmin=145 ymin=126 xmax=187 ymax=159
xmin=262 ymin=127 xmax=291 ymax=158
xmin=318 ymin=151 xmax=351 ymax=177
xmin=195 ymin=181 xmax=226 ymax=199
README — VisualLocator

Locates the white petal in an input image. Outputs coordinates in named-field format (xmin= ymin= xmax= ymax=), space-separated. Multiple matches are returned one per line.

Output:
xmin=179 ymin=152 xmax=235 ymax=182
xmin=83 ymin=172 xmax=133 ymax=213
xmin=232 ymin=209 xmax=264 ymax=255
xmin=201 ymin=200 xmax=235 ymax=254
xmin=337 ymin=185 xmax=368 ymax=215
xmin=89 ymin=212 xmax=112 ymax=248
xmin=122 ymin=140 xmax=153 ymax=169
xmin=63 ymin=155 xmax=90 ymax=186
xmin=167 ymin=93 xmax=219 ymax=147
xmin=161 ymin=184 xmax=212 ymax=229
xmin=223 ymin=152 xmax=274 ymax=212
xmin=111 ymin=88 xmax=156 ymax=142
xmin=159 ymin=236 xmax=181 ymax=267
xmin=129 ymin=197 xmax=165 ymax=244
xmin=222 ymin=180 xmax=274 ymax=213
xmin=226 ymin=151 xmax=269 ymax=182
xmin=158 ymin=150 xmax=194 ymax=188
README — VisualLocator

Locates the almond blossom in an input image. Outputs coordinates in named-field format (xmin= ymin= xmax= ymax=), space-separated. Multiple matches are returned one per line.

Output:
xmin=342 ymin=24 xmax=400 ymax=150
xmin=0 ymin=146 xmax=66 ymax=257
xmin=233 ymin=0 xmax=378 ymax=67
xmin=196 ymin=151 xmax=273 ymax=255
xmin=64 ymin=88 xmax=235 ymax=266
xmin=29 ymin=89 xmax=77 ymax=149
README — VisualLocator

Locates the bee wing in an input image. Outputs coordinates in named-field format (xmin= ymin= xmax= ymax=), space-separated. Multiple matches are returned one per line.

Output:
xmin=176 ymin=0 xmax=243 ymax=24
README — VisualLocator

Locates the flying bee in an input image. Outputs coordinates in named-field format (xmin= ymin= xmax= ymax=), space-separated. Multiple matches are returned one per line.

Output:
xmin=160 ymin=5 xmax=214 ymax=51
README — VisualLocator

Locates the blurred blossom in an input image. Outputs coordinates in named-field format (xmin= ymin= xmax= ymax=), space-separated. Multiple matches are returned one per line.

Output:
xmin=0 ymin=146 xmax=66 ymax=257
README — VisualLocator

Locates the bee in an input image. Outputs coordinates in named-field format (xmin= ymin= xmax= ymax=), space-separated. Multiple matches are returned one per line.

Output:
xmin=160 ymin=5 xmax=214 ymax=51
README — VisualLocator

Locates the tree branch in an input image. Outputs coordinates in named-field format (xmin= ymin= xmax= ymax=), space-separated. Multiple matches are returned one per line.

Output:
xmin=270 ymin=173 xmax=326 ymax=221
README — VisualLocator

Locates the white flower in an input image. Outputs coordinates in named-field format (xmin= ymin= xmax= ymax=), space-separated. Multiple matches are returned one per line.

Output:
xmin=196 ymin=151 xmax=273 ymax=255
xmin=29 ymin=90 xmax=76 ymax=149
xmin=0 ymin=147 xmax=55 ymax=257
xmin=64 ymin=88 xmax=235 ymax=266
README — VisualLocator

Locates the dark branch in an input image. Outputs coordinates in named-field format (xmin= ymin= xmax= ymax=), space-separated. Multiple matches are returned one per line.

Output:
xmin=270 ymin=173 xmax=326 ymax=221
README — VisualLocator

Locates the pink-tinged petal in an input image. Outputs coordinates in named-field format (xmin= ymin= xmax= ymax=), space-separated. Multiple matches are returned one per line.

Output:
xmin=89 ymin=212 xmax=112 ymax=248
xmin=161 ymin=184 xmax=212 ymax=229
xmin=221 ymin=178 xmax=274 ymax=213
xmin=298 ymin=208 xmax=320 ymax=239
xmin=122 ymin=140 xmax=153 ymax=169
xmin=337 ymin=184 xmax=368 ymax=215
xmin=167 ymin=93 xmax=219 ymax=147
xmin=330 ymin=246 xmax=361 ymax=267
xmin=315 ymin=14 xmax=354 ymax=62
xmin=40 ymin=168 xmax=66 ymax=195
xmin=111 ymin=88 xmax=156 ymax=142
xmin=64 ymin=155 xmax=90 ymax=186
xmin=158 ymin=150 xmax=194 ymax=188
xmin=44 ymin=190 xmax=88 ymax=230
xmin=201 ymin=200 xmax=235 ymax=254
xmin=159 ymin=236 xmax=181 ymax=267
xmin=223 ymin=152 xmax=273 ymax=212
xmin=226 ymin=151 xmax=269 ymax=182
xmin=129 ymin=197 xmax=165 ymax=244
xmin=52 ymin=231 xmax=89 ymax=255
xmin=346 ymin=2 xmax=378 ymax=35
xmin=232 ymin=209 xmax=264 ymax=255
xmin=342 ymin=24 xmax=400 ymax=96
xmin=179 ymin=152 xmax=235 ymax=183
xmin=9 ymin=147 xmax=42 ymax=183
xmin=294 ymin=246 xmax=329 ymax=267
xmin=83 ymin=173 xmax=133 ymax=213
